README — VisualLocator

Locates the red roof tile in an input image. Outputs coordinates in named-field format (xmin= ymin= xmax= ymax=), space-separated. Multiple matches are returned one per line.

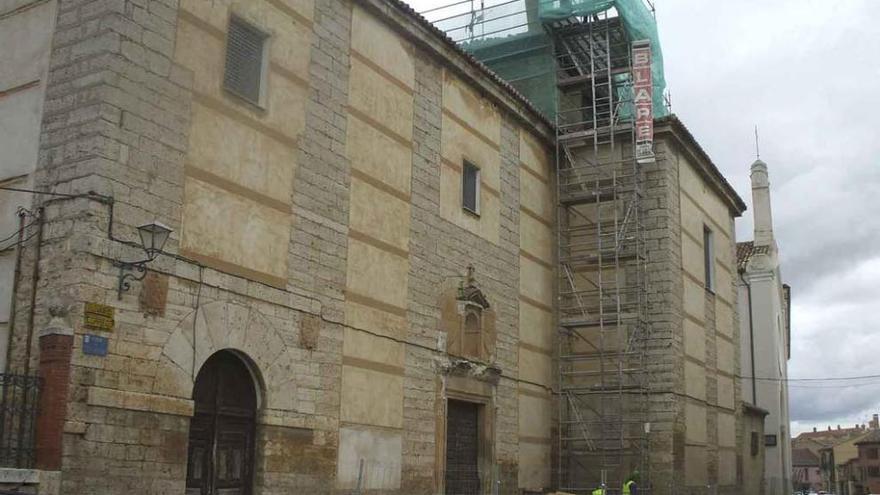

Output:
xmin=737 ymin=241 xmax=771 ymax=272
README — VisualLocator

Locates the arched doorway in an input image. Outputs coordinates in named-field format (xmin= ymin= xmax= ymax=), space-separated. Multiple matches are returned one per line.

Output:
xmin=186 ymin=350 xmax=257 ymax=495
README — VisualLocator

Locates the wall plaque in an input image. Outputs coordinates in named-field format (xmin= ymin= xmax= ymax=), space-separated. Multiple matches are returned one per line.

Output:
xmin=84 ymin=302 xmax=114 ymax=332
xmin=140 ymin=272 xmax=168 ymax=317
xmin=82 ymin=334 xmax=109 ymax=357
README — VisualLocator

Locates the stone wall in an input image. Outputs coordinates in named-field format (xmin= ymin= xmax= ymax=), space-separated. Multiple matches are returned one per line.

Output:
xmin=638 ymin=123 xmax=744 ymax=495
xmin=7 ymin=0 xmax=557 ymax=493
xmin=641 ymin=135 xmax=684 ymax=494
xmin=4 ymin=0 xmax=747 ymax=493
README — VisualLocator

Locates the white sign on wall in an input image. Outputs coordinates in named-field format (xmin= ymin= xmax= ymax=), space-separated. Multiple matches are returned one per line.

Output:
xmin=632 ymin=40 xmax=655 ymax=164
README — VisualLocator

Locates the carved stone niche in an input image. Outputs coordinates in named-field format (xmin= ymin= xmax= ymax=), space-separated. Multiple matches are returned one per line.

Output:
xmin=440 ymin=268 xmax=496 ymax=363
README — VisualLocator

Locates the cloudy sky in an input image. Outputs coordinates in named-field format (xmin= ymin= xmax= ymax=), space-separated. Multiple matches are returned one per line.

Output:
xmin=410 ymin=0 xmax=880 ymax=435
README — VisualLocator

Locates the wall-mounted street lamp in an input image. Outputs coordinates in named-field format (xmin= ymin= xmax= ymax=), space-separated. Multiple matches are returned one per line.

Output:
xmin=116 ymin=221 xmax=172 ymax=299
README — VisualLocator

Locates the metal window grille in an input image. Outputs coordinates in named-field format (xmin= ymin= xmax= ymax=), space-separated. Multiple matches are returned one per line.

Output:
xmin=462 ymin=161 xmax=480 ymax=214
xmin=224 ymin=17 xmax=267 ymax=105
xmin=0 ymin=373 xmax=41 ymax=468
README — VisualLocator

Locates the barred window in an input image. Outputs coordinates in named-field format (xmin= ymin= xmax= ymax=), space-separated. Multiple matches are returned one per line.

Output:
xmin=224 ymin=17 xmax=268 ymax=105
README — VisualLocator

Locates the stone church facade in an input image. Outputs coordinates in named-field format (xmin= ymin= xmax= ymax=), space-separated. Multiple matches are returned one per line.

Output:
xmin=0 ymin=0 xmax=748 ymax=493
xmin=4 ymin=0 xmax=556 ymax=493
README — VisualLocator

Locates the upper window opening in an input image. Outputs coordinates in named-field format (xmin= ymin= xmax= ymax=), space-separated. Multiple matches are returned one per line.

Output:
xmin=224 ymin=17 xmax=268 ymax=105
xmin=703 ymin=225 xmax=715 ymax=292
xmin=462 ymin=161 xmax=480 ymax=215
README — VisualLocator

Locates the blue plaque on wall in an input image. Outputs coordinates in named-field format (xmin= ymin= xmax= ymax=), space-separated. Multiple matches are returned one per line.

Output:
xmin=82 ymin=334 xmax=108 ymax=357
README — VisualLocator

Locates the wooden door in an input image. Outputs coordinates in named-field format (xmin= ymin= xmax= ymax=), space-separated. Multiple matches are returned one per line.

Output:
xmin=445 ymin=400 xmax=481 ymax=495
xmin=186 ymin=351 xmax=256 ymax=495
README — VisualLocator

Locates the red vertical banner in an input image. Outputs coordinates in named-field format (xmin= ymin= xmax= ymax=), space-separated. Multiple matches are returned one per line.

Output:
xmin=632 ymin=40 xmax=654 ymax=164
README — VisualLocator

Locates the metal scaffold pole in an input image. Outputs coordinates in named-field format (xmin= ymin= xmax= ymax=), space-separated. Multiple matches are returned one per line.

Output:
xmin=552 ymin=9 xmax=650 ymax=494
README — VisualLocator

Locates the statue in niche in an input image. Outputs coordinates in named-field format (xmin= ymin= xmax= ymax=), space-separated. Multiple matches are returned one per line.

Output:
xmin=442 ymin=265 xmax=496 ymax=362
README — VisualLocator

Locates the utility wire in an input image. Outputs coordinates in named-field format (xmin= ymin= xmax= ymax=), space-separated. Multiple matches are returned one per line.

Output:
xmin=0 ymin=186 xmax=83 ymax=198
xmin=0 ymin=229 xmax=39 ymax=252
xmin=0 ymin=222 xmax=32 ymax=245
xmin=737 ymin=373 xmax=880 ymax=383
xmin=0 ymin=213 xmax=37 ymax=245
xmin=788 ymin=382 xmax=880 ymax=389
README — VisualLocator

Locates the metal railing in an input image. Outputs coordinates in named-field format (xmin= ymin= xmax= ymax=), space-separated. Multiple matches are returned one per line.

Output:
xmin=0 ymin=373 xmax=41 ymax=469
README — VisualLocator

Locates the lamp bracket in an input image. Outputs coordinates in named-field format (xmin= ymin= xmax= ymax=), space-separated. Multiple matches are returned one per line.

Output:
xmin=115 ymin=259 xmax=151 ymax=300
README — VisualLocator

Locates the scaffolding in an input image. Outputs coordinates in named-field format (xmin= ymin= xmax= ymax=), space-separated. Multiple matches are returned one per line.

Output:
xmin=420 ymin=1 xmax=656 ymax=492
xmin=551 ymin=11 xmax=650 ymax=493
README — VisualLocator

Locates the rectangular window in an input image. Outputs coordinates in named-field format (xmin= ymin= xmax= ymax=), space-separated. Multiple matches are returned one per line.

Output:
xmin=869 ymin=448 xmax=879 ymax=460
xmin=224 ymin=17 xmax=268 ymax=105
xmin=703 ymin=225 xmax=715 ymax=292
xmin=869 ymin=466 xmax=880 ymax=477
xmin=462 ymin=161 xmax=480 ymax=215
xmin=750 ymin=432 xmax=759 ymax=456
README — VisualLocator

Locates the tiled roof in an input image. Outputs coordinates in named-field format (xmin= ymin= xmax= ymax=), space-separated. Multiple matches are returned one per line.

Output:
xmin=795 ymin=427 xmax=868 ymax=444
xmin=792 ymin=448 xmax=820 ymax=467
xmin=736 ymin=241 xmax=771 ymax=272
xmin=856 ymin=429 xmax=880 ymax=445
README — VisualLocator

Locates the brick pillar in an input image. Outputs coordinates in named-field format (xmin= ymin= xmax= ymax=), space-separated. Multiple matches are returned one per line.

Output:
xmin=34 ymin=319 xmax=73 ymax=471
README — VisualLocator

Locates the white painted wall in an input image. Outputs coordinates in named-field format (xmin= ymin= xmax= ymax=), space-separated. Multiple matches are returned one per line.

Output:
xmin=738 ymin=159 xmax=793 ymax=495
xmin=0 ymin=0 xmax=58 ymax=372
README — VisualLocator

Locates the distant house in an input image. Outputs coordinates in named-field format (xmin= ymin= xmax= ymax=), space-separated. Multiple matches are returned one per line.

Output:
xmin=792 ymin=448 xmax=822 ymax=492
xmin=798 ymin=416 xmax=880 ymax=494
xmin=855 ymin=429 xmax=880 ymax=494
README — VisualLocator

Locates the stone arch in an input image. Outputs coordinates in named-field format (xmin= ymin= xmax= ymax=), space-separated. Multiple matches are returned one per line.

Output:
xmin=188 ymin=349 xmax=258 ymax=494
xmin=154 ymin=301 xmax=301 ymax=411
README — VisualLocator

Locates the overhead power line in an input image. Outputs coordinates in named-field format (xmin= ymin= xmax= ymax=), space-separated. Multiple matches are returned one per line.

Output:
xmin=738 ymin=373 xmax=880 ymax=383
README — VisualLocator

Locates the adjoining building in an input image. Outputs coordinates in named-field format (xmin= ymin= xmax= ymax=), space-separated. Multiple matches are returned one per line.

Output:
xmin=736 ymin=158 xmax=793 ymax=494
xmin=0 ymin=0 xmax=763 ymax=494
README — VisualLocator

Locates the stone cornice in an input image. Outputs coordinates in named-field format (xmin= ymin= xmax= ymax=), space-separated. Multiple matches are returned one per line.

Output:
xmin=655 ymin=115 xmax=747 ymax=216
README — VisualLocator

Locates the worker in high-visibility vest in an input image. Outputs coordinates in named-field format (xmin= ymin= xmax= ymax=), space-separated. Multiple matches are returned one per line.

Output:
xmin=591 ymin=484 xmax=606 ymax=495
xmin=622 ymin=470 xmax=640 ymax=495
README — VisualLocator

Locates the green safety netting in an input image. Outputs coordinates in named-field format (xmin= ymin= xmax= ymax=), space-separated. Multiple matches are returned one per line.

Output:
xmin=540 ymin=0 xmax=667 ymax=118
xmin=437 ymin=0 xmax=667 ymax=119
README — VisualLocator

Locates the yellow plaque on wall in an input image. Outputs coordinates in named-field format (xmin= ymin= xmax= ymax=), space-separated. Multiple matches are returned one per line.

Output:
xmin=84 ymin=302 xmax=114 ymax=332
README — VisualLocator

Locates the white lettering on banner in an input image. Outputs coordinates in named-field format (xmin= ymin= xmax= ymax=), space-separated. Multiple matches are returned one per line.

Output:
xmin=632 ymin=40 xmax=654 ymax=164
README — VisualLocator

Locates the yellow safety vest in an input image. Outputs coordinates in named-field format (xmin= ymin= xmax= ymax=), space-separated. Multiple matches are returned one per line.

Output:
xmin=592 ymin=489 xmax=605 ymax=495
xmin=623 ymin=480 xmax=635 ymax=495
